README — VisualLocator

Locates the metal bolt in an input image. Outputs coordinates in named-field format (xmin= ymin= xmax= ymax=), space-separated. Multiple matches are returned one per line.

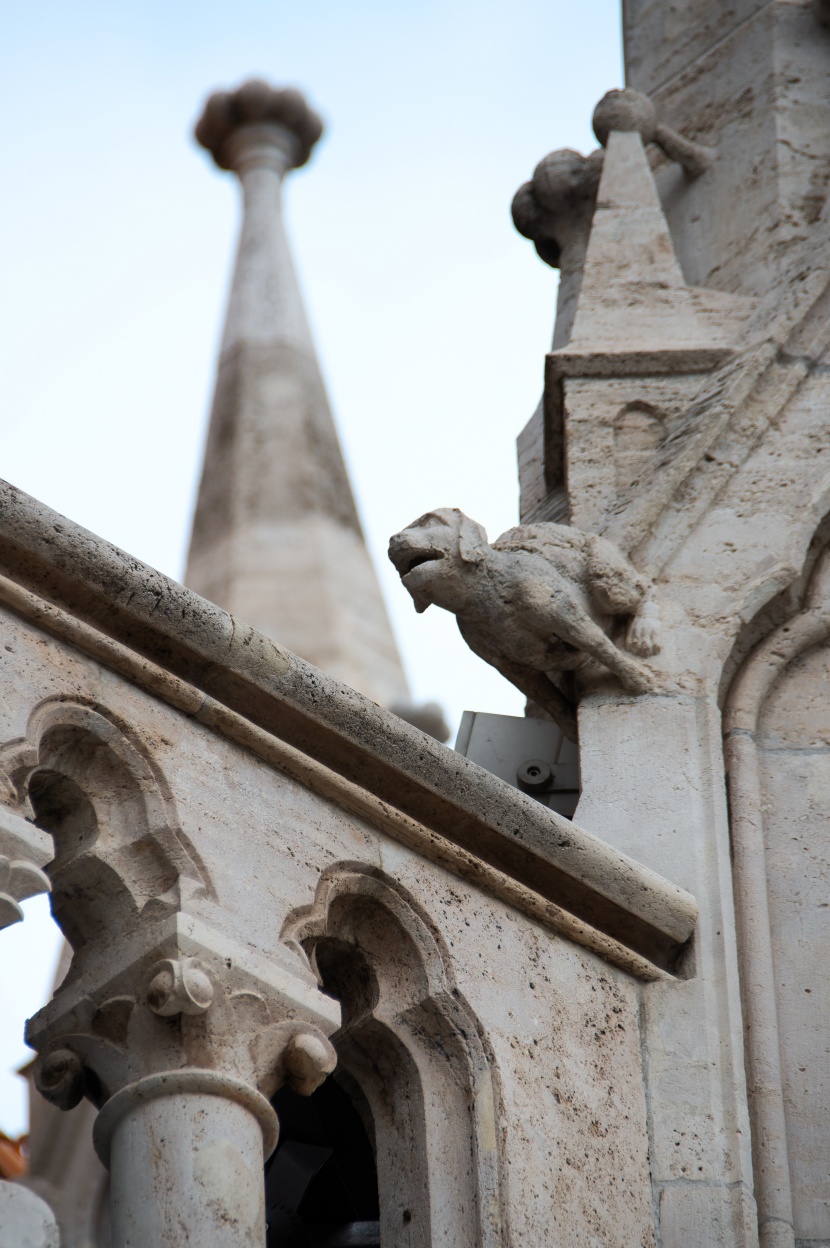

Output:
xmin=516 ymin=759 xmax=553 ymax=793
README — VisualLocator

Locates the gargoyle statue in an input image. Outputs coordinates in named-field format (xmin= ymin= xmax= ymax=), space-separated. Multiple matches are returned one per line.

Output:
xmin=388 ymin=508 xmax=662 ymax=738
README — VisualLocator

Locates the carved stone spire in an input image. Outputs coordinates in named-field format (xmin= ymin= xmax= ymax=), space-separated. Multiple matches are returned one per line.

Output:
xmin=564 ymin=89 xmax=719 ymax=362
xmin=186 ymin=80 xmax=409 ymax=709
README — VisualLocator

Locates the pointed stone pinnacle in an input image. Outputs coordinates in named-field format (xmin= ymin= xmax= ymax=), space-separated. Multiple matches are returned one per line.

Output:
xmin=563 ymin=127 xmax=723 ymax=362
xmin=186 ymin=79 xmax=411 ymax=710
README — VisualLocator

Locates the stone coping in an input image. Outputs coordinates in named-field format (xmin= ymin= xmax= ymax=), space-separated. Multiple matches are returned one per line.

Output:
xmin=547 ymin=346 xmax=733 ymax=379
xmin=0 ymin=480 xmax=697 ymax=974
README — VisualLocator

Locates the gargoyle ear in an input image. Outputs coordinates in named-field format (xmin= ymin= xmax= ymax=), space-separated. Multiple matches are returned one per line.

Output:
xmin=456 ymin=511 xmax=488 ymax=564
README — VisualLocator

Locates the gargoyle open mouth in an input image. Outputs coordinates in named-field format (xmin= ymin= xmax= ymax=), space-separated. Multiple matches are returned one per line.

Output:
xmin=400 ymin=550 xmax=444 ymax=577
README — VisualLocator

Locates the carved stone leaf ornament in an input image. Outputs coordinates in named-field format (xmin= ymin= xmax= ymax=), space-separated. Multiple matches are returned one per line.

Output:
xmin=0 ymin=853 xmax=50 ymax=929
xmin=389 ymin=507 xmax=662 ymax=735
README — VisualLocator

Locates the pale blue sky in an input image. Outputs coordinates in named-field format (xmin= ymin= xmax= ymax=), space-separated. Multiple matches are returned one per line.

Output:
xmin=0 ymin=0 xmax=623 ymax=1135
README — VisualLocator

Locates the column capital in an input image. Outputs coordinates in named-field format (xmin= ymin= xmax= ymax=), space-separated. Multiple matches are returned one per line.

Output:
xmin=194 ymin=78 xmax=323 ymax=174
xmin=26 ymin=911 xmax=339 ymax=1138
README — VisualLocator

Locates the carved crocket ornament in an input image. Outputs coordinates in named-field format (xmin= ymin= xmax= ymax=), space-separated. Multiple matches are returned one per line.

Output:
xmin=388 ymin=508 xmax=662 ymax=737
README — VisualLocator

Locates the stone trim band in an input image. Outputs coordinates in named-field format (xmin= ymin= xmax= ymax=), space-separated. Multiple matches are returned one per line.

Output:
xmin=92 ymin=1070 xmax=280 ymax=1165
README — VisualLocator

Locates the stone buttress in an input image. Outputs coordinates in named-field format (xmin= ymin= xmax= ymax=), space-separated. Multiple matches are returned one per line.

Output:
xmin=503 ymin=10 xmax=830 ymax=1241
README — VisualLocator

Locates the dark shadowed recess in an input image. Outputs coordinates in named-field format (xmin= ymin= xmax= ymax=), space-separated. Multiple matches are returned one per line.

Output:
xmin=266 ymin=1076 xmax=380 ymax=1248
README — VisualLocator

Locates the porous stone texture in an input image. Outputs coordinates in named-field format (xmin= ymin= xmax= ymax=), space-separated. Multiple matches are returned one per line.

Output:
xmin=624 ymin=1 xmax=830 ymax=297
xmin=0 ymin=1183 xmax=59 ymax=1248
xmin=0 ymin=482 xmax=697 ymax=970
xmin=498 ymin=19 xmax=830 ymax=1241
xmin=756 ymin=657 xmax=830 ymax=1243
xmin=0 ymin=586 xmax=672 ymax=1247
xmin=8 ymin=4 xmax=830 ymax=1242
xmin=107 ymin=1089 xmax=267 ymax=1247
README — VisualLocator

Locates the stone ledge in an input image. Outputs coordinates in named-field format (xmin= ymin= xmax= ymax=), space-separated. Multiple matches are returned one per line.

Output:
xmin=0 ymin=479 xmax=697 ymax=973
xmin=547 ymin=346 xmax=733 ymax=379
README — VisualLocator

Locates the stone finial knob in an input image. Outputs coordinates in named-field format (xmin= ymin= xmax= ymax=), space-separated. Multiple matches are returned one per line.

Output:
xmin=194 ymin=78 xmax=324 ymax=171
xmin=34 ymin=1047 xmax=85 ymax=1111
xmin=592 ymin=88 xmax=657 ymax=147
xmin=511 ymin=149 xmax=603 ymax=268
xmin=592 ymin=87 xmax=713 ymax=177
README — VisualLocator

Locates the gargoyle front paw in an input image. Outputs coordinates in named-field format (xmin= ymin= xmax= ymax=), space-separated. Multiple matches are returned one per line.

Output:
xmin=625 ymin=601 xmax=662 ymax=658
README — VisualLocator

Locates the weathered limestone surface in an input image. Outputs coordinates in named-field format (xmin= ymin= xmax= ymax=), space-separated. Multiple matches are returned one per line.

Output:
xmin=471 ymin=4 xmax=828 ymax=1233
xmin=0 ymin=1182 xmax=59 ymax=1248
xmin=494 ymin=34 xmax=830 ymax=1243
xmin=625 ymin=1 xmax=830 ymax=296
xmin=756 ymin=654 xmax=830 ymax=1243
xmin=723 ymin=543 xmax=830 ymax=1248
xmin=0 ymin=553 xmax=686 ymax=1245
xmin=7 ymin=4 xmax=830 ymax=1241
xmin=0 ymin=481 xmax=696 ymax=970
xmin=389 ymin=506 xmax=662 ymax=736
xmin=577 ymin=692 xmax=757 ymax=1247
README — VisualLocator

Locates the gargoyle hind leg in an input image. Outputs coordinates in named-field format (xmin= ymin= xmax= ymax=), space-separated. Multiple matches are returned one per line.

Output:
xmin=549 ymin=598 xmax=660 ymax=695
xmin=493 ymin=660 xmax=579 ymax=742
xmin=458 ymin=619 xmax=579 ymax=740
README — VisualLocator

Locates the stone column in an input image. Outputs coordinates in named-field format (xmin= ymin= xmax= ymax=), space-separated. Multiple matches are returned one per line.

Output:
xmin=26 ymin=919 xmax=339 ymax=1248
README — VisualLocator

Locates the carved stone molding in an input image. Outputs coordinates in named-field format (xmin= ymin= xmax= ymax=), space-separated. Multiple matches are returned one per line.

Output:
xmin=724 ymin=546 xmax=830 ymax=1248
xmin=0 ymin=698 xmax=340 ymax=1200
xmin=0 ymin=803 xmax=52 ymax=930
xmin=284 ymin=864 xmax=508 ymax=1248
xmin=0 ymin=699 xmax=211 ymax=966
xmin=26 ymin=910 xmax=339 ymax=1120
xmin=25 ymin=900 xmax=338 ymax=1247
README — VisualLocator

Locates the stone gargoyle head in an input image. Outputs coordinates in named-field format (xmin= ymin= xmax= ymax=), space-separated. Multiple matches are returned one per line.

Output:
xmin=388 ymin=508 xmax=488 ymax=615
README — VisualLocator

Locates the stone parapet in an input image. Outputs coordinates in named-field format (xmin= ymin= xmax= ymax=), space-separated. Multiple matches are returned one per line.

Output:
xmin=0 ymin=478 xmax=696 ymax=975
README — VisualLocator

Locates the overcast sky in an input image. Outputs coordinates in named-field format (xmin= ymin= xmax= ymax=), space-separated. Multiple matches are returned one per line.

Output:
xmin=0 ymin=0 xmax=623 ymax=1136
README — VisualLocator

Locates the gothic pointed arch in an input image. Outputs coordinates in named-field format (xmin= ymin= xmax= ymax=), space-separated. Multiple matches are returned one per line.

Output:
xmin=0 ymin=698 xmax=210 ymax=967
xmin=283 ymin=864 xmax=509 ymax=1248
xmin=613 ymin=400 xmax=666 ymax=496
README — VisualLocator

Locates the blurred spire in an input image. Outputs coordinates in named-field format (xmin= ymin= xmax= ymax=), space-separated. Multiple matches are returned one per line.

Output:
xmin=186 ymin=79 xmax=411 ymax=709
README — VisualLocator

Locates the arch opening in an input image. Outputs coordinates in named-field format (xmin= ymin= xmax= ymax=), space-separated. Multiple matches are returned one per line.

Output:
xmin=0 ymin=700 xmax=208 ymax=975
xmin=266 ymin=1071 xmax=380 ymax=1248
xmin=283 ymin=866 xmax=507 ymax=1248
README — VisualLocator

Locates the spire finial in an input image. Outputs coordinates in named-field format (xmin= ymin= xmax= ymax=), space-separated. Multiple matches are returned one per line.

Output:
xmin=592 ymin=88 xmax=713 ymax=177
xmin=185 ymin=78 xmax=417 ymax=717
xmin=194 ymin=79 xmax=324 ymax=172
